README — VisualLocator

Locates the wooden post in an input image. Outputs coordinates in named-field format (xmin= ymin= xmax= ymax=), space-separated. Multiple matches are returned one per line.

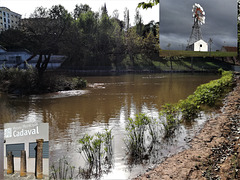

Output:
xmin=7 ymin=151 xmax=14 ymax=174
xmin=36 ymin=139 xmax=43 ymax=179
xmin=20 ymin=150 xmax=26 ymax=177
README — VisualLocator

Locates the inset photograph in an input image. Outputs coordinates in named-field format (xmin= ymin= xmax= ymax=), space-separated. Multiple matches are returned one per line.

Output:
xmin=4 ymin=123 xmax=49 ymax=179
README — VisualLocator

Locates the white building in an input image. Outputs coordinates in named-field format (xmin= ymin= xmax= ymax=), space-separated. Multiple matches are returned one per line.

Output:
xmin=0 ymin=45 xmax=66 ymax=69
xmin=187 ymin=39 xmax=208 ymax=52
xmin=0 ymin=7 xmax=21 ymax=32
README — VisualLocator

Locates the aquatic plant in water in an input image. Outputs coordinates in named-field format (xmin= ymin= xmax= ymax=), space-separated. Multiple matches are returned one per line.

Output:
xmin=50 ymin=157 xmax=75 ymax=180
xmin=159 ymin=103 xmax=180 ymax=138
xmin=125 ymin=113 xmax=158 ymax=161
xmin=78 ymin=128 xmax=113 ymax=179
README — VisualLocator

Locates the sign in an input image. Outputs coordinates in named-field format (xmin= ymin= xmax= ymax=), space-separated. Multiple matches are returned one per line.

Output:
xmin=4 ymin=123 xmax=48 ymax=142
xmin=4 ymin=123 xmax=49 ymax=175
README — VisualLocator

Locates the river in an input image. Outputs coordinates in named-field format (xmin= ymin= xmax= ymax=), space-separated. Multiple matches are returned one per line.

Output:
xmin=0 ymin=73 xmax=219 ymax=179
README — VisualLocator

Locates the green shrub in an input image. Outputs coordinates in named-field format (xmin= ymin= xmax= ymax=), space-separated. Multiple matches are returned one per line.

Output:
xmin=78 ymin=128 xmax=113 ymax=178
xmin=0 ymin=67 xmax=87 ymax=95
xmin=159 ymin=70 xmax=233 ymax=136
xmin=178 ymin=95 xmax=200 ymax=121
xmin=125 ymin=113 xmax=157 ymax=159
xmin=193 ymin=70 xmax=233 ymax=106
xmin=159 ymin=104 xmax=180 ymax=137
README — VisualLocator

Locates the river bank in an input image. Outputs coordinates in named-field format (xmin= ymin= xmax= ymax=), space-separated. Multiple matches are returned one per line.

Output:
xmin=135 ymin=73 xmax=240 ymax=179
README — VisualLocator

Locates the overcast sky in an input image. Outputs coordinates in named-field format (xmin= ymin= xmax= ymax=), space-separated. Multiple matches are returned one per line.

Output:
xmin=0 ymin=0 xmax=237 ymax=51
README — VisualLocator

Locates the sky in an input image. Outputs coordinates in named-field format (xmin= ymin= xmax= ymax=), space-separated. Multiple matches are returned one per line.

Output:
xmin=0 ymin=0 xmax=237 ymax=51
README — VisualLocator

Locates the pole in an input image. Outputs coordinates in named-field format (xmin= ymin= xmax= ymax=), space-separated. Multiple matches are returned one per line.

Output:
xmin=36 ymin=139 xmax=43 ymax=179
xmin=20 ymin=150 xmax=26 ymax=177
xmin=7 ymin=151 xmax=14 ymax=174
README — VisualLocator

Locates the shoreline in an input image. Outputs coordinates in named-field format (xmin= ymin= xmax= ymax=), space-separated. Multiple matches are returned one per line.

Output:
xmin=135 ymin=73 xmax=240 ymax=179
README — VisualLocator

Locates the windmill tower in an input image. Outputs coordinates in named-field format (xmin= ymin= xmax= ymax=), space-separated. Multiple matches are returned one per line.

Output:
xmin=186 ymin=3 xmax=208 ymax=51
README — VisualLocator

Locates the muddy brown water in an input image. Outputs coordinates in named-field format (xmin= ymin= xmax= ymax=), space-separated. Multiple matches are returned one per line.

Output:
xmin=0 ymin=73 xmax=219 ymax=179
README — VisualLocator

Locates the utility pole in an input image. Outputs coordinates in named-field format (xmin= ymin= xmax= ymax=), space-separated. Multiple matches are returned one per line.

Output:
xmin=209 ymin=38 xmax=213 ymax=56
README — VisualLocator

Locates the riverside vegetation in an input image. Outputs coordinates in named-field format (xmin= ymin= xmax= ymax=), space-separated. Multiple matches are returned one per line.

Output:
xmin=49 ymin=70 xmax=234 ymax=179
xmin=50 ymin=128 xmax=113 ymax=179
xmin=124 ymin=70 xmax=234 ymax=161
xmin=0 ymin=67 xmax=86 ymax=95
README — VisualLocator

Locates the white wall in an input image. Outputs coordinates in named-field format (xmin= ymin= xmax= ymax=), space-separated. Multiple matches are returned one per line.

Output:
xmin=194 ymin=40 xmax=208 ymax=52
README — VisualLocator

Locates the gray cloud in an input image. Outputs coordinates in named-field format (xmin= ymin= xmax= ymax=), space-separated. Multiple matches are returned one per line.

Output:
xmin=159 ymin=0 xmax=237 ymax=50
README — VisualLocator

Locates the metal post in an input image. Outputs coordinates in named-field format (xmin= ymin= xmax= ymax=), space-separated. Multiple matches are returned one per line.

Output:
xmin=7 ymin=151 xmax=14 ymax=174
xmin=20 ymin=150 xmax=26 ymax=177
xmin=36 ymin=139 xmax=43 ymax=179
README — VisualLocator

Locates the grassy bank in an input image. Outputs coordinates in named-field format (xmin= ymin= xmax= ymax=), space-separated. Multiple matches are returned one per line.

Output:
xmin=159 ymin=50 xmax=237 ymax=57
xmin=60 ymin=56 xmax=235 ymax=75
xmin=152 ymin=57 xmax=233 ymax=72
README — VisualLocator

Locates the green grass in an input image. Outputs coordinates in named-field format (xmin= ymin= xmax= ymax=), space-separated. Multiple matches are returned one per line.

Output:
xmin=152 ymin=57 xmax=233 ymax=71
xmin=159 ymin=50 xmax=237 ymax=57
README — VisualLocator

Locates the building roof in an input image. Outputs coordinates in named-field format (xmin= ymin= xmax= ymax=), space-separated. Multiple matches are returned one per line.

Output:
xmin=7 ymin=48 xmax=31 ymax=54
xmin=0 ymin=45 xmax=7 ymax=51
xmin=222 ymin=46 xmax=237 ymax=52
xmin=0 ymin=7 xmax=22 ymax=16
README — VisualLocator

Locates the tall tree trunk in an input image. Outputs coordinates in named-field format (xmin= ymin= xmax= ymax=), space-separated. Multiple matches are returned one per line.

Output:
xmin=36 ymin=54 xmax=51 ymax=79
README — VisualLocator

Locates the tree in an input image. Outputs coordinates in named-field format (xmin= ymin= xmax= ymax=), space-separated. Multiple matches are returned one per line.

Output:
xmin=142 ymin=31 xmax=160 ymax=56
xmin=101 ymin=3 xmax=108 ymax=16
xmin=138 ymin=0 xmax=159 ymax=9
xmin=143 ymin=20 xmax=157 ymax=37
xmin=124 ymin=28 xmax=142 ymax=67
xmin=109 ymin=18 xmax=126 ymax=70
xmin=138 ymin=1 xmax=161 ymax=48
xmin=124 ymin=8 xmax=130 ymax=31
xmin=0 ymin=29 xmax=26 ymax=49
xmin=20 ymin=5 xmax=72 ymax=78
xmin=134 ymin=9 xmax=144 ymax=36
xmin=112 ymin=9 xmax=119 ymax=19
xmin=73 ymin=4 xmax=91 ymax=19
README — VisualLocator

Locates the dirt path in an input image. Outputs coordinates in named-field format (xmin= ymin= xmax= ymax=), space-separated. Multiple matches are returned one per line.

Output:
xmin=135 ymin=73 xmax=240 ymax=180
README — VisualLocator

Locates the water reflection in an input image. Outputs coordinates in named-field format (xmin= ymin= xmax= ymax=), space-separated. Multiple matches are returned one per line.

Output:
xmin=0 ymin=73 xmax=219 ymax=179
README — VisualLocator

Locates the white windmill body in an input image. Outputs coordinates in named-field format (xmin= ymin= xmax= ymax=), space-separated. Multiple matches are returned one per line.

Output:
xmin=186 ymin=3 xmax=208 ymax=52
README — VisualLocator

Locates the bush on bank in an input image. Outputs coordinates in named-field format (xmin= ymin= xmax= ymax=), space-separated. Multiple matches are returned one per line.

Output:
xmin=165 ymin=70 xmax=233 ymax=136
xmin=0 ymin=67 xmax=87 ymax=95
xmin=126 ymin=70 xmax=234 ymax=158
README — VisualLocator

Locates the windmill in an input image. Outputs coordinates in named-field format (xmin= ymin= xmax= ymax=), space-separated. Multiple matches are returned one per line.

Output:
xmin=186 ymin=3 xmax=207 ymax=51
